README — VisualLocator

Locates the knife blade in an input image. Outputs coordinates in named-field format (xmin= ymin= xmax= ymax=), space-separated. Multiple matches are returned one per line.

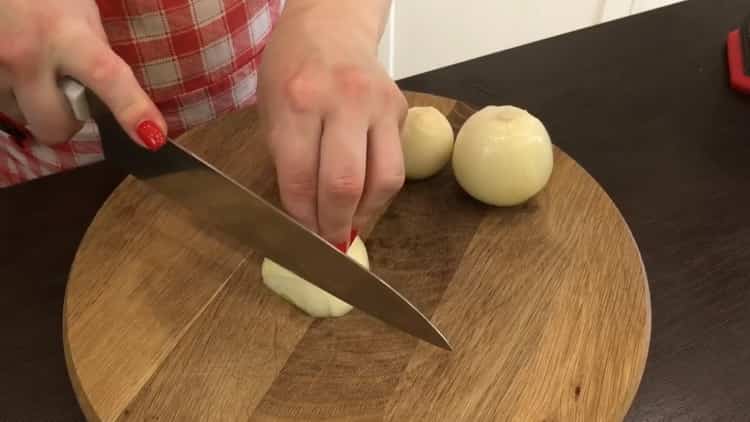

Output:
xmin=61 ymin=78 xmax=451 ymax=350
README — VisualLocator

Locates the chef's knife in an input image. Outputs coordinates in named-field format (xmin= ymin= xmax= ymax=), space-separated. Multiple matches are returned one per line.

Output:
xmin=60 ymin=78 xmax=451 ymax=350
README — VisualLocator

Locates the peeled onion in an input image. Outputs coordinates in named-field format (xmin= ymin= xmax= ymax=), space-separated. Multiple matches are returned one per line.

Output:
xmin=401 ymin=106 xmax=455 ymax=180
xmin=261 ymin=236 xmax=369 ymax=318
xmin=452 ymin=105 xmax=553 ymax=206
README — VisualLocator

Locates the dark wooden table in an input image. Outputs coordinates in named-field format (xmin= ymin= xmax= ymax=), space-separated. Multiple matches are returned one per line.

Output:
xmin=2 ymin=0 xmax=749 ymax=420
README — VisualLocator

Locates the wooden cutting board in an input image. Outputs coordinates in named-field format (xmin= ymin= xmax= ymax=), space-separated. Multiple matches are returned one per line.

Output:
xmin=64 ymin=92 xmax=650 ymax=422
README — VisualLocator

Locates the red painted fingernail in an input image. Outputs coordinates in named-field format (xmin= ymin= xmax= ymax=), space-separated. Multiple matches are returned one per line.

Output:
xmin=335 ymin=240 xmax=350 ymax=253
xmin=350 ymin=229 xmax=358 ymax=243
xmin=136 ymin=120 xmax=166 ymax=151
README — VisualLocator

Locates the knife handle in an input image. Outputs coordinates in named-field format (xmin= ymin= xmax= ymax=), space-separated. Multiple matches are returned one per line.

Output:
xmin=60 ymin=77 xmax=92 ymax=121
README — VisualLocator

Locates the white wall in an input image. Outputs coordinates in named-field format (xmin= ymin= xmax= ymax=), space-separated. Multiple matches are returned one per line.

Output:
xmin=392 ymin=0 xmax=605 ymax=78
xmin=377 ymin=4 xmax=396 ymax=77
xmin=379 ymin=0 xmax=685 ymax=79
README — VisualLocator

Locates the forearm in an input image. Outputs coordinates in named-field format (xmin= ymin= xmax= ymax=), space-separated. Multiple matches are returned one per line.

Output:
xmin=281 ymin=0 xmax=392 ymax=49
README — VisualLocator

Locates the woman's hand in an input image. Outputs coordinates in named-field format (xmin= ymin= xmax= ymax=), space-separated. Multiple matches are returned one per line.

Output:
xmin=0 ymin=0 xmax=166 ymax=149
xmin=258 ymin=0 xmax=406 ymax=251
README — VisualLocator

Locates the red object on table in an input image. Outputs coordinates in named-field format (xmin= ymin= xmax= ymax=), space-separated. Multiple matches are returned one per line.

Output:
xmin=727 ymin=29 xmax=750 ymax=94
xmin=727 ymin=14 xmax=750 ymax=95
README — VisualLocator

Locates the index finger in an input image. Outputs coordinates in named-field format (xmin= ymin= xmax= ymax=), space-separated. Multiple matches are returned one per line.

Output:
xmin=58 ymin=36 xmax=166 ymax=150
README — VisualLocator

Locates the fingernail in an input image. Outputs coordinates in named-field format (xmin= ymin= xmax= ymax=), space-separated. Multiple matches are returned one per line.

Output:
xmin=350 ymin=229 xmax=358 ymax=243
xmin=335 ymin=240 xmax=350 ymax=253
xmin=136 ymin=120 xmax=166 ymax=151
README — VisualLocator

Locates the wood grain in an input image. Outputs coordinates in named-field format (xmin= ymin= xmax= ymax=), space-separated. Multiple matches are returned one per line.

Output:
xmin=384 ymin=149 xmax=649 ymax=421
xmin=64 ymin=92 xmax=650 ymax=421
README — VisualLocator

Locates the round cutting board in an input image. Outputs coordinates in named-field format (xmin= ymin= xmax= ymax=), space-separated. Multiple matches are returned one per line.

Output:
xmin=64 ymin=92 xmax=650 ymax=422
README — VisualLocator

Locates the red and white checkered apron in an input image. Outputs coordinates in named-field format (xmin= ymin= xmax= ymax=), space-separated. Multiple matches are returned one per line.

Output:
xmin=0 ymin=0 xmax=283 ymax=187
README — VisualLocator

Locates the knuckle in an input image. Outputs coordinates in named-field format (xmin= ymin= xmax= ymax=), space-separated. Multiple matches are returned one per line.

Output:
xmin=88 ymin=53 xmax=131 ymax=86
xmin=88 ymin=53 xmax=147 ymax=121
xmin=324 ymin=171 xmax=364 ymax=202
xmin=279 ymin=168 xmax=317 ymax=201
xmin=333 ymin=66 xmax=372 ymax=99
xmin=388 ymin=89 xmax=409 ymax=126
xmin=284 ymin=70 xmax=321 ymax=113
xmin=0 ymin=39 xmax=40 ymax=72
xmin=372 ymin=167 xmax=405 ymax=197
xmin=392 ymin=88 xmax=408 ymax=115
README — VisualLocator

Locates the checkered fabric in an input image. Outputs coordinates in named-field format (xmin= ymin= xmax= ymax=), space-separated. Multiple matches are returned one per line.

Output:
xmin=0 ymin=0 xmax=283 ymax=187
